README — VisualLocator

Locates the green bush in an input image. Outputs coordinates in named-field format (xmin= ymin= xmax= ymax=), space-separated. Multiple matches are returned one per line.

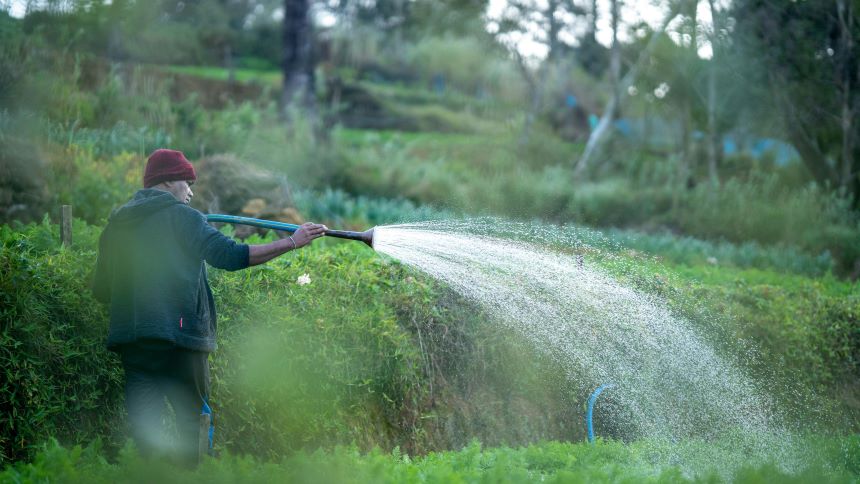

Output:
xmin=292 ymin=188 xmax=453 ymax=228
xmin=677 ymin=176 xmax=860 ymax=272
xmin=0 ymin=219 xmax=577 ymax=464
xmin=47 ymin=148 xmax=142 ymax=224
xmin=404 ymin=35 xmax=526 ymax=100
xmin=603 ymin=228 xmax=834 ymax=276
xmin=207 ymin=233 xmax=580 ymax=457
xmin=0 ymin=219 xmax=125 ymax=463
xmin=605 ymin=253 xmax=860 ymax=428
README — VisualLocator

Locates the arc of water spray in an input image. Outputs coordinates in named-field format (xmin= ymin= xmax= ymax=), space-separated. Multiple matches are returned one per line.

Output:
xmin=586 ymin=383 xmax=616 ymax=443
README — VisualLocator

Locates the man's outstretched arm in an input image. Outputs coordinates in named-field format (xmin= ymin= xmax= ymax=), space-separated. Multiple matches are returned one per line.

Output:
xmin=248 ymin=222 xmax=327 ymax=266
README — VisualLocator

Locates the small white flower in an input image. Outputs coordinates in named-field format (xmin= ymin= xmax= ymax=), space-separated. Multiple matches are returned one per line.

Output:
xmin=707 ymin=257 xmax=718 ymax=265
xmin=296 ymin=273 xmax=311 ymax=285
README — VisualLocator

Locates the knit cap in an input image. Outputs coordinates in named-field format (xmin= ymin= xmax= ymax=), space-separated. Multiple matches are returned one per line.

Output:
xmin=143 ymin=149 xmax=197 ymax=188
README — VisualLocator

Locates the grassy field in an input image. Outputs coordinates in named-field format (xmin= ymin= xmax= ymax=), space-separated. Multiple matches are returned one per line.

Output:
xmin=164 ymin=65 xmax=282 ymax=86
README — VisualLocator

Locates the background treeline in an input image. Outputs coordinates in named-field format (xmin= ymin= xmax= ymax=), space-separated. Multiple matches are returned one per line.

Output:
xmin=2 ymin=0 xmax=859 ymax=275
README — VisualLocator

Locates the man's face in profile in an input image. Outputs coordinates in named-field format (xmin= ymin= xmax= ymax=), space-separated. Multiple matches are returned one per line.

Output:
xmin=163 ymin=180 xmax=194 ymax=204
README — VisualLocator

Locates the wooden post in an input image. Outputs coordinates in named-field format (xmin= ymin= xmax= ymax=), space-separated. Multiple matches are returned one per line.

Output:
xmin=61 ymin=205 xmax=72 ymax=247
xmin=198 ymin=413 xmax=211 ymax=462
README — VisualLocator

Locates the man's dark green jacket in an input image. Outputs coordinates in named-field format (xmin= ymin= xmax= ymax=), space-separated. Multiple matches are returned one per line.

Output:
xmin=93 ymin=189 xmax=249 ymax=352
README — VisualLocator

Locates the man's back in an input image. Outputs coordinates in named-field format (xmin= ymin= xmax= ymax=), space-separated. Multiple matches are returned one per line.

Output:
xmin=94 ymin=188 xmax=249 ymax=352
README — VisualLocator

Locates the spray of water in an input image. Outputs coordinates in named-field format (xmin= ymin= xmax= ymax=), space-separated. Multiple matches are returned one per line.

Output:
xmin=372 ymin=219 xmax=812 ymax=476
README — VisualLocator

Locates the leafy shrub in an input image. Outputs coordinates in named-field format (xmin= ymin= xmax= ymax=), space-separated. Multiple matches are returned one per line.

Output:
xmin=0 ymin=135 xmax=52 ymax=223
xmin=292 ymin=188 xmax=453 ymax=228
xmin=46 ymin=148 xmax=142 ymax=224
xmin=208 ymin=235 xmax=579 ymax=457
xmin=607 ymin=252 xmax=860 ymax=428
xmin=0 ymin=219 xmax=577 ymax=464
xmin=0 ymin=219 xmax=125 ymax=464
xmin=604 ymin=228 xmax=835 ymax=276
xmin=404 ymin=35 xmax=525 ymax=99
xmin=678 ymin=176 xmax=860 ymax=274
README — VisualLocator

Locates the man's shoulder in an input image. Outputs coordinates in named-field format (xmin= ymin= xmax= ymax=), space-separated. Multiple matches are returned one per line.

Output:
xmin=165 ymin=203 xmax=206 ymax=222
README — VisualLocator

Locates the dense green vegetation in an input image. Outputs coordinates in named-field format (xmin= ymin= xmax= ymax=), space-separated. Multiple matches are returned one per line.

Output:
xmin=3 ymin=437 xmax=859 ymax=483
xmin=2 ymin=213 xmax=857 ymax=468
xmin=2 ymin=0 xmax=859 ymax=481
xmin=0 ymin=218 xmax=580 ymax=464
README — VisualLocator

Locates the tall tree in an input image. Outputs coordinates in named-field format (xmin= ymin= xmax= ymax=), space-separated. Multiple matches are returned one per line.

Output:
xmin=575 ymin=1 xmax=682 ymax=175
xmin=490 ymin=0 xmax=585 ymax=143
xmin=732 ymin=0 xmax=860 ymax=204
xmin=677 ymin=0 xmax=698 ymax=191
xmin=836 ymin=0 xmax=855 ymax=192
xmin=282 ymin=0 xmax=316 ymax=119
xmin=705 ymin=0 xmax=721 ymax=184
xmin=575 ymin=0 xmax=606 ymax=76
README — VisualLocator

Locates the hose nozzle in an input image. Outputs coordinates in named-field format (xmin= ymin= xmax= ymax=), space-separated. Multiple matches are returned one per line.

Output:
xmin=324 ymin=227 xmax=375 ymax=248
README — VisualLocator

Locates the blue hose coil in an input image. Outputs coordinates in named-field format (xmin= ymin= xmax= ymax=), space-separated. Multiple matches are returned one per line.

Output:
xmin=586 ymin=383 xmax=616 ymax=443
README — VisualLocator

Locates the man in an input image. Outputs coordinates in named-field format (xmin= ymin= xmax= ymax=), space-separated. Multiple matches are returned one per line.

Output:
xmin=93 ymin=149 xmax=325 ymax=466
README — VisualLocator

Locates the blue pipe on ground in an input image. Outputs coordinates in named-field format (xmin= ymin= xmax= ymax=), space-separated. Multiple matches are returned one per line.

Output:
xmin=586 ymin=383 xmax=616 ymax=443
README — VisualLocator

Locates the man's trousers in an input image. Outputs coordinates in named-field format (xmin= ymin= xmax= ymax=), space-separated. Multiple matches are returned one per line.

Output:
xmin=120 ymin=344 xmax=212 ymax=467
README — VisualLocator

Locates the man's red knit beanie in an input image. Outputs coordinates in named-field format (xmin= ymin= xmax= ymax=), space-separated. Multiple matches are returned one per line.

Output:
xmin=143 ymin=149 xmax=197 ymax=188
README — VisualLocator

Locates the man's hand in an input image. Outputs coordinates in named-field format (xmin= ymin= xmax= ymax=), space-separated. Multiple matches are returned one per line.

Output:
xmin=248 ymin=221 xmax=328 ymax=266
xmin=291 ymin=222 xmax=328 ymax=248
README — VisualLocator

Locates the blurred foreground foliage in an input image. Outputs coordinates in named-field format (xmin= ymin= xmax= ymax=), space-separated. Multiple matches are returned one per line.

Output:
xmin=2 ymin=436 xmax=857 ymax=483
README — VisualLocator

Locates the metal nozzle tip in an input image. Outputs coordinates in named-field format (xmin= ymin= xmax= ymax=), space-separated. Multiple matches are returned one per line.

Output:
xmin=362 ymin=227 xmax=375 ymax=249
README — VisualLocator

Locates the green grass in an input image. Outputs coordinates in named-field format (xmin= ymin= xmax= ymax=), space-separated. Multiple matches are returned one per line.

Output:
xmin=163 ymin=65 xmax=281 ymax=85
xmin=3 ymin=436 xmax=858 ymax=483
xmin=358 ymin=80 xmax=519 ymax=120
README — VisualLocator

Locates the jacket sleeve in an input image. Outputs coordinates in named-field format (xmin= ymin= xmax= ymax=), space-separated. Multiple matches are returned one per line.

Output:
xmin=91 ymin=227 xmax=112 ymax=304
xmin=175 ymin=206 xmax=250 ymax=271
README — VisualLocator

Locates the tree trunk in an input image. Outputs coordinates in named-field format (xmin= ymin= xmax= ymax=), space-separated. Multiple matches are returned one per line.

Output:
xmin=681 ymin=0 xmax=697 ymax=187
xmin=514 ymin=52 xmax=544 ymax=146
xmin=841 ymin=84 xmax=854 ymax=190
xmin=836 ymin=0 xmax=855 ymax=191
xmin=706 ymin=0 xmax=721 ymax=185
xmin=590 ymin=0 xmax=598 ymax=40
xmin=609 ymin=0 xmax=621 ymax=113
xmin=547 ymin=0 xmax=561 ymax=62
xmin=575 ymin=4 xmax=681 ymax=174
xmin=574 ymin=0 xmax=620 ymax=175
xmin=282 ymin=0 xmax=316 ymax=119
xmin=680 ymin=97 xmax=691 ymax=189
xmin=224 ymin=44 xmax=235 ymax=85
